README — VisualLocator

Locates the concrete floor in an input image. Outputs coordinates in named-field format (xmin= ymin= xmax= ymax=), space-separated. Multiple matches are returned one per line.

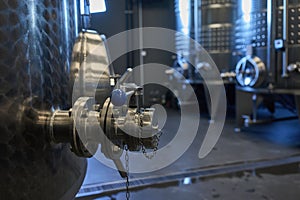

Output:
xmin=108 ymin=172 xmax=300 ymax=200
xmin=77 ymin=107 xmax=300 ymax=200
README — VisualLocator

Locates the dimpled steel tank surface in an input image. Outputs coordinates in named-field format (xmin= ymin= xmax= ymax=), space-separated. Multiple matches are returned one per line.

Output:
xmin=0 ymin=0 xmax=86 ymax=199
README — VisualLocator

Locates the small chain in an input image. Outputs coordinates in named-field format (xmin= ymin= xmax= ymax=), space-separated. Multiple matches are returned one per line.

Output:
xmin=137 ymin=111 xmax=163 ymax=160
xmin=125 ymin=146 xmax=130 ymax=200
xmin=140 ymin=131 xmax=162 ymax=160
xmin=136 ymin=112 xmax=161 ymax=160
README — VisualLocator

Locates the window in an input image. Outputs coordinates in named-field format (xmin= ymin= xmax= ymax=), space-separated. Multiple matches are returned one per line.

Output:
xmin=80 ymin=0 xmax=107 ymax=14
xmin=90 ymin=0 xmax=107 ymax=13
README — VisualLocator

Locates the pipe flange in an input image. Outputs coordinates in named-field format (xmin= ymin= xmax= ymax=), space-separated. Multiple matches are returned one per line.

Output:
xmin=72 ymin=97 xmax=98 ymax=157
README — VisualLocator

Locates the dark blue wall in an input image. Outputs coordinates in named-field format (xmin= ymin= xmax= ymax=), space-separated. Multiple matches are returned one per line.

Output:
xmin=90 ymin=0 xmax=176 ymax=105
xmin=90 ymin=0 xmax=176 ymax=71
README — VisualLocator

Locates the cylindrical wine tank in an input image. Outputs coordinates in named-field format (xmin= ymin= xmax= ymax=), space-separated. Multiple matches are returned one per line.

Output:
xmin=234 ymin=0 xmax=300 ymax=127
xmin=235 ymin=0 xmax=300 ymax=89
xmin=0 ymin=0 xmax=86 ymax=199
xmin=175 ymin=0 xmax=237 ymax=79
xmin=199 ymin=0 xmax=237 ymax=73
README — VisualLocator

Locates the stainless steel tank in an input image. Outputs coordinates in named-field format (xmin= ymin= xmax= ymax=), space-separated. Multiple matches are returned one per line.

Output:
xmin=199 ymin=0 xmax=237 ymax=73
xmin=175 ymin=0 xmax=237 ymax=79
xmin=234 ymin=0 xmax=300 ymax=128
xmin=235 ymin=0 xmax=300 ymax=89
xmin=0 ymin=0 xmax=86 ymax=199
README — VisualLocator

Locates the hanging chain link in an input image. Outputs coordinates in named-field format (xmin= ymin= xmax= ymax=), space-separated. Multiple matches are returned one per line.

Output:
xmin=137 ymin=112 xmax=162 ymax=159
xmin=123 ymin=110 xmax=163 ymax=199
xmin=125 ymin=145 xmax=130 ymax=200
xmin=140 ymin=131 xmax=162 ymax=159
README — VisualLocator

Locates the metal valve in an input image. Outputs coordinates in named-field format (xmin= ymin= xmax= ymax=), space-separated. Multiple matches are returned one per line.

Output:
xmin=287 ymin=62 xmax=300 ymax=73
xmin=48 ymin=84 xmax=159 ymax=177
xmin=44 ymin=31 xmax=161 ymax=177
xmin=235 ymin=56 xmax=266 ymax=88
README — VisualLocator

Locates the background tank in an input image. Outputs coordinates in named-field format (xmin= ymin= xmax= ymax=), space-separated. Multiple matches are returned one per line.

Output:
xmin=234 ymin=0 xmax=300 ymax=128
xmin=174 ymin=0 xmax=237 ymax=80
xmin=0 ymin=0 xmax=86 ymax=199
xmin=234 ymin=0 xmax=300 ymax=89
xmin=199 ymin=0 xmax=237 ymax=74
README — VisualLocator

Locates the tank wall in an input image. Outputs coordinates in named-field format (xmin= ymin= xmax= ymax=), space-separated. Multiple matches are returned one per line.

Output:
xmin=175 ymin=0 xmax=237 ymax=78
xmin=235 ymin=0 xmax=300 ymax=89
xmin=199 ymin=0 xmax=237 ymax=72
xmin=0 ymin=1 xmax=86 ymax=199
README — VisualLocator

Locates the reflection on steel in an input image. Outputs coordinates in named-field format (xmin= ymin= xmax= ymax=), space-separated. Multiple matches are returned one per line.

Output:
xmin=235 ymin=0 xmax=300 ymax=89
xmin=282 ymin=0 xmax=289 ymax=78
xmin=288 ymin=62 xmax=300 ymax=73
xmin=70 ymin=31 xmax=111 ymax=106
xmin=0 ymin=0 xmax=86 ymax=199
xmin=234 ymin=0 xmax=300 ymax=128
xmin=175 ymin=0 xmax=237 ymax=81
